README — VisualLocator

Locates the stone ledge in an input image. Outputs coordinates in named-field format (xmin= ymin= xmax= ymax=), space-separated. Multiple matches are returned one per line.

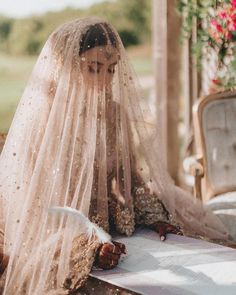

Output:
xmin=91 ymin=229 xmax=236 ymax=295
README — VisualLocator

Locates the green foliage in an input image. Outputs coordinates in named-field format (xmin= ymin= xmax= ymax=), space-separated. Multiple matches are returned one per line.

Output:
xmin=0 ymin=17 xmax=13 ymax=51
xmin=177 ymin=0 xmax=236 ymax=88
xmin=0 ymin=19 xmax=12 ymax=39
xmin=7 ymin=18 xmax=44 ymax=55
xmin=118 ymin=29 xmax=140 ymax=47
xmin=119 ymin=0 xmax=151 ymax=42
xmin=177 ymin=1 xmax=215 ymax=55
xmin=0 ymin=1 xmax=152 ymax=132
xmin=0 ymin=0 xmax=151 ymax=55
xmin=84 ymin=0 xmax=151 ymax=45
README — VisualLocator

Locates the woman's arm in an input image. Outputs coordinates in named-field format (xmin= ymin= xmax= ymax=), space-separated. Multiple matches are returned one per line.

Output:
xmin=47 ymin=234 xmax=100 ymax=293
xmin=132 ymin=172 xmax=182 ymax=240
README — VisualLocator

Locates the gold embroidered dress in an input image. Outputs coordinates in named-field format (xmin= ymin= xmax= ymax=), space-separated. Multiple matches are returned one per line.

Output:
xmin=0 ymin=17 xmax=229 ymax=294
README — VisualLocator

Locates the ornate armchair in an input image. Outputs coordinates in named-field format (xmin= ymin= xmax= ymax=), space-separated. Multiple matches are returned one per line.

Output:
xmin=184 ymin=91 xmax=236 ymax=239
xmin=188 ymin=91 xmax=236 ymax=202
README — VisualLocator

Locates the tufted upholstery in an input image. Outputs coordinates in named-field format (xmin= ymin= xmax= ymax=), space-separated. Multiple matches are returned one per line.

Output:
xmin=206 ymin=192 xmax=236 ymax=240
xmin=202 ymin=97 xmax=236 ymax=196
xmin=192 ymin=91 xmax=236 ymax=201
xmin=192 ymin=93 xmax=236 ymax=240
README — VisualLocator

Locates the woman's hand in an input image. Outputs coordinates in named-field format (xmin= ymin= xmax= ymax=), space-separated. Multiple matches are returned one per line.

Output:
xmin=95 ymin=241 xmax=126 ymax=270
xmin=152 ymin=221 xmax=183 ymax=241
xmin=0 ymin=251 xmax=9 ymax=276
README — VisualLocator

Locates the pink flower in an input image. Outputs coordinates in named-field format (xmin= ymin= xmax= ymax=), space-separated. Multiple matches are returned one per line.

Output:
xmin=212 ymin=79 xmax=221 ymax=85
xmin=225 ymin=31 xmax=233 ymax=40
xmin=231 ymin=0 xmax=236 ymax=8
xmin=208 ymin=3 xmax=236 ymax=51
xmin=228 ymin=20 xmax=236 ymax=31
xmin=209 ymin=28 xmax=221 ymax=43
xmin=210 ymin=19 xmax=218 ymax=27
xmin=218 ymin=11 xmax=227 ymax=20
xmin=216 ymin=23 xmax=223 ymax=33
xmin=210 ymin=19 xmax=223 ymax=33
xmin=210 ymin=18 xmax=224 ymax=34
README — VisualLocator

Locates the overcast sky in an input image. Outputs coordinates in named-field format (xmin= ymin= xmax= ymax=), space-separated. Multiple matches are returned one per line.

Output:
xmin=0 ymin=0 xmax=105 ymax=18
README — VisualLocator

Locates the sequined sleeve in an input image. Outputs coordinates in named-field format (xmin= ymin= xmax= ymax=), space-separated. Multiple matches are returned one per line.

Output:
xmin=46 ymin=234 xmax=100 ymax=293
xmin=107 ymin=173 xmax=135 ymax=237
xmin=132 ymin=173 xmax=171 ymax=226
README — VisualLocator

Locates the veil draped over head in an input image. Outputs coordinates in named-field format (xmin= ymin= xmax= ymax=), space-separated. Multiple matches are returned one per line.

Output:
xmin=0 ymin=17 xmax=229 ymax=294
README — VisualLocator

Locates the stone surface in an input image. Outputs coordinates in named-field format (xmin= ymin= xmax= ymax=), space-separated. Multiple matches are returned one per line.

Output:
xmin=92 ymin=229 xmax=236 ymax=295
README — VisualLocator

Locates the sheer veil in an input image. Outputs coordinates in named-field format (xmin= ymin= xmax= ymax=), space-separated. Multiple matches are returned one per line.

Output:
xmin=0 ymin=17 xmax=229 ymax=294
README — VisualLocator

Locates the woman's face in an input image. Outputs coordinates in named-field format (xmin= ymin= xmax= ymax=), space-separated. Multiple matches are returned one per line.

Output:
xmin=80 ymin=45 xmax=119 ymax=91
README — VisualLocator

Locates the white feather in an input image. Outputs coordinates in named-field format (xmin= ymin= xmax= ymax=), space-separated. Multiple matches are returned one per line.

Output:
xmin=47 ymin=206 xmax=112 ymax=244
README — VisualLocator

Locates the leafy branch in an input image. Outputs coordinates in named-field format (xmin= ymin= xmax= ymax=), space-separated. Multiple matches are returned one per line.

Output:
xmin=177 ymin=0 xmax=236 ymax=89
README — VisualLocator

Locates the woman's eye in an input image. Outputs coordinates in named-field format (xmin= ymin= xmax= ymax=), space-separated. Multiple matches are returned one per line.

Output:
xmin=88 ymin=65 xmax=99 ymax=73
xmin=108 ymin=67 xmax=115 ymax=74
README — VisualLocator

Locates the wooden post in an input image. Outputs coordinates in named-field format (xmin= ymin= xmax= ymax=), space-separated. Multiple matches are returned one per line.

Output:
xmin=183 ymin=9 xmax=202 ymax=158
xmin=153 ymin=0 xmax=167 ymax=167
xmin=153 ymin=0 xmax=182 ymax=183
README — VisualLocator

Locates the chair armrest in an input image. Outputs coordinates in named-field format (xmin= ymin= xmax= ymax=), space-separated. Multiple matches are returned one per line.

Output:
xmin=183 ymin=155 xmax=204 ymax=177
xmin=183 ymin=155 xmax=204 ymax=200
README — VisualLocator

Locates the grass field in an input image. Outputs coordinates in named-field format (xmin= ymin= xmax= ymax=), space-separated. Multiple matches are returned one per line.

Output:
xmin=0 ymin=54 xmax=37 ymax=132
xmin=0 ymin=45 xmax=152 ymax=133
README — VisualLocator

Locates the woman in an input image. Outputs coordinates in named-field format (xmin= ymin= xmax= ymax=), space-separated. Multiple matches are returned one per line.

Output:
xmin=0 ymin=17 xmax=229 ymax=294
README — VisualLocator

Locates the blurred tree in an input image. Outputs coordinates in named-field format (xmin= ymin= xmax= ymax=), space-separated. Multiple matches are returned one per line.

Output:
xmin=87 ymin=0 xmax=151 ymax=46
xmin=87 ymin=1 xmax=141 ymax=46
xmin=0 ymin=0 xmax=151 ymax=55
xmin=8 ymin=19 xmax=43 ymax=55
xmin=118 ymin=0 xmax=151 ymax=42
xmin=0 ymin=19 xmax=12 ymax=39
xmin=38 ymin=8 xmax=85 ymax=47
xmin=0 ymin=17 xmax=13 ymax=52
xmin=118 ymin=29 xmax=140 ymax=46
